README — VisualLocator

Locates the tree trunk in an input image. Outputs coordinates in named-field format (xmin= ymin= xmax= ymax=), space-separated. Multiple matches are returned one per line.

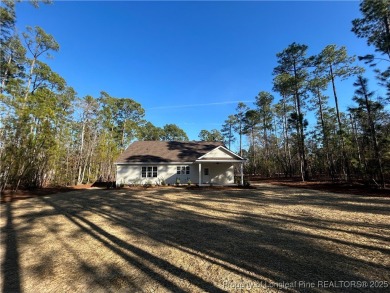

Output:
xmin=349 ymin=113 xmax=366 ymax=178
xmin=24 ymin=57 xmax=36 ymax=101
xmin=77 ymin=121 xmax=86 ymax=185
xmin=360 ymin=79 xmax=385 ymax=188
xmin=330 ymin=64 xmax=350 ymax=181
xmin=281 ymin=97 xmax=293 ymax=177
xmin=1 ymin=55 xmax=12 ymax=93
xmin=316 ymin=88 xmax=335 ymax=180
xmin=293 ymin=62 xmax=308 ymax=181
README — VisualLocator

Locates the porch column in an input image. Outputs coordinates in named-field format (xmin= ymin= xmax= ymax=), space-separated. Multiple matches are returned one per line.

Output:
xmin=198 ymin=163 xmax=202 ymax=186
xmin=240 ymin=162 xmax=244 ymax=186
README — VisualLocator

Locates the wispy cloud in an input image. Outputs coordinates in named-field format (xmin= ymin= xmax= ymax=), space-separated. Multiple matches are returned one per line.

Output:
xmin=148 ymin=100 xmax=254 ymax=110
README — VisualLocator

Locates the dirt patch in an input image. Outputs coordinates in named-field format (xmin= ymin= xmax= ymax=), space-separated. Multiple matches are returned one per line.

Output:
xmin=0 ymin=184 xmax=93 ymax=204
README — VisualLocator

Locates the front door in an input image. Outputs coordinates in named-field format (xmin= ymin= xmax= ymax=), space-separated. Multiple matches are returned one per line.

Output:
xmin=203 ymin=167 xmax=210 ymax=184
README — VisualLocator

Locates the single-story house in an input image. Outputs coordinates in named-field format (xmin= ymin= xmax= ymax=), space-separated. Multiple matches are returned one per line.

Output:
xmin=115 ymin=141 xmax=245 ymax=186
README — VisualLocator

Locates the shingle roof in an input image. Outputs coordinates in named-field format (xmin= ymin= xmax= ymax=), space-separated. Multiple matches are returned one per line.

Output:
xmin=115 ymin=141 xmax=224 ymax=163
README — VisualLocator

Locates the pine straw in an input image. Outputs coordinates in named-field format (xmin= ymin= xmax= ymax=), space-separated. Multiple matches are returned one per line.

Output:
xmin=1 ymin=185 xmax=389 ymax=292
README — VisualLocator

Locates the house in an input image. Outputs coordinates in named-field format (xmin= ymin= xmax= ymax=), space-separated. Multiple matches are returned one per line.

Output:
xmin=115 ymin=141 xmax=245 ymax=186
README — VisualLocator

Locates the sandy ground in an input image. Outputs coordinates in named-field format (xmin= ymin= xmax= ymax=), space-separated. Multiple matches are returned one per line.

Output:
xmin=1 ymin=185 xmax=389 ymax=292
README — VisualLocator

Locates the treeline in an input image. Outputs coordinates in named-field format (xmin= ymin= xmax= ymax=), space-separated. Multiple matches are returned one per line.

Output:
xmin=0 ymin=1 xmax=189 ymax=190
xmin=217 ymin=70 xmax=389 ymax=186
xmin=213 ymin=1 xmax=389 ymax=187
xmin=1 ymin=0 xmax=389 ymax=190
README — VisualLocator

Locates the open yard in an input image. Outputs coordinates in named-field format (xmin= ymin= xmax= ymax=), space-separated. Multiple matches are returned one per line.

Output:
xmin=1 ymin=184 xmax=389 ymax=292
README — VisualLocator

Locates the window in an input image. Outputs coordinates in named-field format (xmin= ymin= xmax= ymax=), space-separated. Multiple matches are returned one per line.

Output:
xmin=204 ymin=168 xmax=209 ymax=176
xmin=177 ymin=166 xmax=190 ymax=175
xmin=141 ymin=166 xmax=157 ymax=178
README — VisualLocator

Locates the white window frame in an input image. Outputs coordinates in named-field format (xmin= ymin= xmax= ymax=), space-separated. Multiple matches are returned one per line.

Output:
xmin=177 ymin=165 xmax=190 ymax=175
xmin=141 ymin=166 xmax=157 ymax=178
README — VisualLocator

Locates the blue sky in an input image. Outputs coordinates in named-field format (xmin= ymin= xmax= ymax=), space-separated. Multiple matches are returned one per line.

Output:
xmin=15 ymin=1 xmax=384 ymax=149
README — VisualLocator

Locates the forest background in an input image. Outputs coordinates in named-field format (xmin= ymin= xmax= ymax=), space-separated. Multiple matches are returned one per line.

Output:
xmin=0 ymin=0 xmax=389 ymax=190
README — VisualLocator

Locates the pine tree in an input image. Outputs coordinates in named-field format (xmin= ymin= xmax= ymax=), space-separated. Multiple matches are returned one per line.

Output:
xmin=273 ymin=43 xmax=311 ymax=181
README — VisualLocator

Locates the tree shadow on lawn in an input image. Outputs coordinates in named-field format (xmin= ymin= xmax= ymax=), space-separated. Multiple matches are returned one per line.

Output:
xmin=6 ymin=187 xmax=390 ymax=292
xmin=2 ymin=203 xmax=22 ymax=293
xmin=40 ymin=197 xmax=220 ymax=293
xmin=231 ymin=185 xmax=390 ymax=215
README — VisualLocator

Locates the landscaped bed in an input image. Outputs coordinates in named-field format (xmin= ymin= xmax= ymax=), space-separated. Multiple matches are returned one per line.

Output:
xmin=1 ymin=185 xmax=389 ymax=292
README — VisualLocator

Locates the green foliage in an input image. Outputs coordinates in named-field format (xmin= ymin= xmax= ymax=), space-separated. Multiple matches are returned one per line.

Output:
xmin=273 ymin=42 xmax=311 ymax=180
xmin=0 ymin=2 xmax=189 ymax=190
xmin=255 ymin=91 xmax=274 ymax=131
xmin=137 ymin=121 xmax=164 ymax=141
xmin=316 ymin=45 xmax=363 ymax=80
xmin=23 ymin=26 xmax=59 ymax=58
xmin=352 ymin=0 xmax=390 ymax=99
xmin=352 ymin=0 xmax=390 ymax=58
xmin=349 ymin=76 xmax=387 ymax=186
xmin=221 ymin=115 xmax=237 ymax=149
xmin=198 ymin=129 xmax=224 ymax=142
xmin=162 ymin=124 xmax=189 ymax=141
xmin=1 ymin=0 xmax=388 ymax=190
xmin=232 ymin=102 xmax=249 ymax=156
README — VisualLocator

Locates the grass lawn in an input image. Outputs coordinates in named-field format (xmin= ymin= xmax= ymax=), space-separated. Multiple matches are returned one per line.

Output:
xmin=1 ymin=184 xmax=389 ymax=292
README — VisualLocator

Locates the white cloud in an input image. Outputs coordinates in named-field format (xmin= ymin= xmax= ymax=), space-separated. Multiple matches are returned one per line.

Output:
xmin=147 ymin=100 xmax=254 ymax=110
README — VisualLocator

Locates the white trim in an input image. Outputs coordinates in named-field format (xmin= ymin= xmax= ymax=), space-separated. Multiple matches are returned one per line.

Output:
xmin=195 ymin=159 xmax=244 ymax=163
xmin=198 ymin=163 xmax=202 ymax=187
xmin=141 ymin=166 xmax=158 ymax=178
xmin=197 ymin=145 xmax=244 ymax=160
xmin=240 ymin=162 xmax=244 ymax=185
xmin=176 ymin=165 xmax=191 ymax=175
